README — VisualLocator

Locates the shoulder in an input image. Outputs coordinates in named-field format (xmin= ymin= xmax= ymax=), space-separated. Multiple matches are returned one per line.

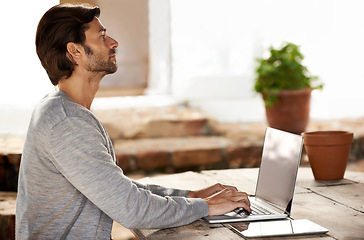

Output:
xmin=30 ymin=91 xmax=67 ymax=133
xmin=30 ymin=91 xmax=102 ymax=135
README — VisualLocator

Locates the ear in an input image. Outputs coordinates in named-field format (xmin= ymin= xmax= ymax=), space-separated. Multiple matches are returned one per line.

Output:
xmin=66 ymin=42 xmax=82 ymax=64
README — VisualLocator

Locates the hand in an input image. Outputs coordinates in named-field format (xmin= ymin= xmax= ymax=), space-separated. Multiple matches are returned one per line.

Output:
xmin=203 ymin=188 xmax=251 ymax=216
xmin=188 ymin=183 xmax=238 ymax=199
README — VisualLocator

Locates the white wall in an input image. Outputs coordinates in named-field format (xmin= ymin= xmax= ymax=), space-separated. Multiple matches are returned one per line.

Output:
xmin=166 ymin=0 xmax=364 ymax=122
xmin=2 ymin=0 xmax=364 ymax=137
xmin=0 ymin=0 xmax=57 ymax=136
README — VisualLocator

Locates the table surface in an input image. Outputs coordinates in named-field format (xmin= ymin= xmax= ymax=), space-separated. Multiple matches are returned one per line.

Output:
xmin=131 ymin=167 xmax=364 ymax=240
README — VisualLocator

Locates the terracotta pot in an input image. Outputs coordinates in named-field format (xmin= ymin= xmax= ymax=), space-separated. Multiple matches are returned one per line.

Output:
xmin=264 ymin=88 xmax=311 ymax=134
xmin=302 ymin=131 xmax=354 ymax=180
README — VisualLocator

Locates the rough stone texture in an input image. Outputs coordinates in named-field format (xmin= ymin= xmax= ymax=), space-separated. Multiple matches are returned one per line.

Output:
xmin=113 ymin=136 xmax=236 ymax=172
xmin=93 ymin=106 xmax=214 ymax=140
xmin=226 ymin=145 xmax=263 ymax=168
xmin=0 ymin=137 xmax=23 ymax=155
xmin=115 ymin=153 xmax=136 ymax=172
xmin=0 ymin=137 xmax=23 ymax=192
xmin=137 ymin=118 xmax=208 ymax=138
xmin=0 ymin=155 xmax=19 ymax=191
xmin=136 ymin=151 xmax=170 ymax=171
xmin=0 ymin=191 xmax=16 ymax=240
xmin=173 ymin=148 xmax=222 ymax=168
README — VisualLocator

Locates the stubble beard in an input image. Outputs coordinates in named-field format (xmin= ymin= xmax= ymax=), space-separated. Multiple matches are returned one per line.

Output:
xmin=83 ymin=44 xmax=118 ymax=75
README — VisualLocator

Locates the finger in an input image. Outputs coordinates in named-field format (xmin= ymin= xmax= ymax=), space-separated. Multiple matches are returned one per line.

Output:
xmin=237 ymin=195 xmax=251 ymax=212
xmin=210 ymin=188 xmax=230 ymax=198
xmin=209 ymin=183 xmax=228 ymax=194
xmin=221 ymin=184 xmax=238 ymax=192
xmin=230 ymin=195 xmax=251 ymax=211
xmin=239 ymin=199 xmax=251 ymax=212
xmin=229 ymin=193 xmax=250 ymax=203
xmin=235 ymin=201 xmax=251 ymax=212
xmin=225 ymin=190 xmax=249 ymax=199
xmin=225 ymin=192 xmax=251 ymax=209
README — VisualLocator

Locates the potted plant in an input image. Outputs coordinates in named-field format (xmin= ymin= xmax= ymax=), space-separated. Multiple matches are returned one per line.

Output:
xmin=254 ymin=42 xmax=323 ymax=134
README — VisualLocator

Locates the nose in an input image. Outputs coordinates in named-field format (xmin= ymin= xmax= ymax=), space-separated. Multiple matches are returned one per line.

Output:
xmin=109 ymin=36 xmax=118 ymax=49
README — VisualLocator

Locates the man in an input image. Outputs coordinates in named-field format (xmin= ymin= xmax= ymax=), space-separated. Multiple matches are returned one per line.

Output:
xmin=16 ymin=3 xmax=250 ymax=239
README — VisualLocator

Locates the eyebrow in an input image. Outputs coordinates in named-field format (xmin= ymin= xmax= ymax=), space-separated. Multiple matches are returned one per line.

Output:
xmin=99 ymin=28 xmax=107 ymax=33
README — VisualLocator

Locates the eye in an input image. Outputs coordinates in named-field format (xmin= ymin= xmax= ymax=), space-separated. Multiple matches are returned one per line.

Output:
xmin=101 ymin=31 xmax=106 ymax=40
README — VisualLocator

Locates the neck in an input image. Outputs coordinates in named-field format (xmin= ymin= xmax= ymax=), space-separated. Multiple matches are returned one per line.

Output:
xmin=58 ymin=70 xmax=104 ymax=110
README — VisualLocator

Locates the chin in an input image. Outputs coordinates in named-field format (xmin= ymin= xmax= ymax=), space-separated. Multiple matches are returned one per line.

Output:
xmin=106 ymin=66 xmax=118 ymax=74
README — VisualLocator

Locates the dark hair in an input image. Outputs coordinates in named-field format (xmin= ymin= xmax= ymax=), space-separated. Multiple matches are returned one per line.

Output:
xmin=35 ymin=4 xmax=100 ymax=85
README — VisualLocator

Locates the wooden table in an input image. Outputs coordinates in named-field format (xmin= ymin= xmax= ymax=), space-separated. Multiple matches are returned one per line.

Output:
xmin=131 ymin=167 xmax=364 ymax=239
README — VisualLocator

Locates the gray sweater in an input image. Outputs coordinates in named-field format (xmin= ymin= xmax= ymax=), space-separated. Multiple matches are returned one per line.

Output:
xmin=16 ymin=91 xmax=209 ymax=240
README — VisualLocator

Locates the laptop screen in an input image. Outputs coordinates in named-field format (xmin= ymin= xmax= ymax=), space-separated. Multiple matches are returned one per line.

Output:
xmin=255 ymin=128 xmax=303 ymax=213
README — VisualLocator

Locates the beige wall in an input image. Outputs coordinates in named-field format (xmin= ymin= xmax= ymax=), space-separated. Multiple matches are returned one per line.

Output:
xmin=60 ymin=0 xmax=149 ymax=90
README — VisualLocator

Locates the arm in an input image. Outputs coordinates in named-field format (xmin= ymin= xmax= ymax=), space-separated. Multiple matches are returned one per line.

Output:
xmin=133 ymin=181 xmax=251 ymax=216
xmin=49 ymin=117 xmax=208 ymax=229
xmin=132 ymin=180 xmax=189 ymax=197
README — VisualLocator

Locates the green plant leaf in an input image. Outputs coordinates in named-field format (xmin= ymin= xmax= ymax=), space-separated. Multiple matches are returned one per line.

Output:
xmin=254 ymin=42 xmax=323 ymax=107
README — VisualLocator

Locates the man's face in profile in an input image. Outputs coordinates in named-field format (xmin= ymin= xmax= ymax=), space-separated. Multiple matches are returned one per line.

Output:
xmin=82 ymin=17 xmax=119 ymax=75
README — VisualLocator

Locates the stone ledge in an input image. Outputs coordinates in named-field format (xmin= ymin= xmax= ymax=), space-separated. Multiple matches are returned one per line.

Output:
xmin=113 ymin=136 xmax=264 ymax=173
xmin=93 ymin=106 xmax=215 ymax=140
xmin=0 ymin=191 xmax=16 ymax=240
xmin=2 ymin=118 xmax=364 ymax=189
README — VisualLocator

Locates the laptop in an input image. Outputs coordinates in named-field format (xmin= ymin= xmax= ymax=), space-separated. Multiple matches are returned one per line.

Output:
xmin=204 ymin=127 xmax=303 ymax=223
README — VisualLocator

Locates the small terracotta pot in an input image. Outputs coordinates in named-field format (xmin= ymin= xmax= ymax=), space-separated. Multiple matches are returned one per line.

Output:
xmin=302 ymin=131 xmax=353 ymax=180
xmin=264 ymin=88 xmax=311 ymax=134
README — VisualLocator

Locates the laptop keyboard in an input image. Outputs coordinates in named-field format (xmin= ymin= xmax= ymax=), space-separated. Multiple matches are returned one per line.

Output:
xmin=234 ymin=204 xmax=273 ymax=216
xmin=251 ymin=204 xmax=273 ymax=215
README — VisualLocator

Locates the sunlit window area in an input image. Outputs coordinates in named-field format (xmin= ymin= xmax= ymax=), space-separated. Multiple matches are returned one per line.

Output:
xmin=168 ymin=0 xmax=364 ymax=121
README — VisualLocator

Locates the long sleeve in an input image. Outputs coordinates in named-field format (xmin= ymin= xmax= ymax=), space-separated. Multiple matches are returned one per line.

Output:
xmin=48 ymin=116 xmax=209 ymax=229
xmin=16 ymin=91 xmax=209 ymax=240
xmin=132 ymin=180 xmax=190 ymax=198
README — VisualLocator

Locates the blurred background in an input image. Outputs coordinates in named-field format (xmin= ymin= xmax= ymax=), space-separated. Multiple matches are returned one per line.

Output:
xmin=1 ymin=0 xmax=364 ymax=137
xmin=2 ymin=1 xmax=364 ymax=239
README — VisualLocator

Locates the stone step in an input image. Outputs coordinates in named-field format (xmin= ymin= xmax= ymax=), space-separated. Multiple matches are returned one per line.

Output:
xmin=2 ymin=118 xmax=364 ymax=190
xmin=0 ymin=191 xmax=16 ymax=240
xmin=92 ymin=106 xmax=216 ymax=140
xmin=0 ymin=136 xmax=22 ymax=191
xmin=114 ymin=135 xmax=265 ymax=173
